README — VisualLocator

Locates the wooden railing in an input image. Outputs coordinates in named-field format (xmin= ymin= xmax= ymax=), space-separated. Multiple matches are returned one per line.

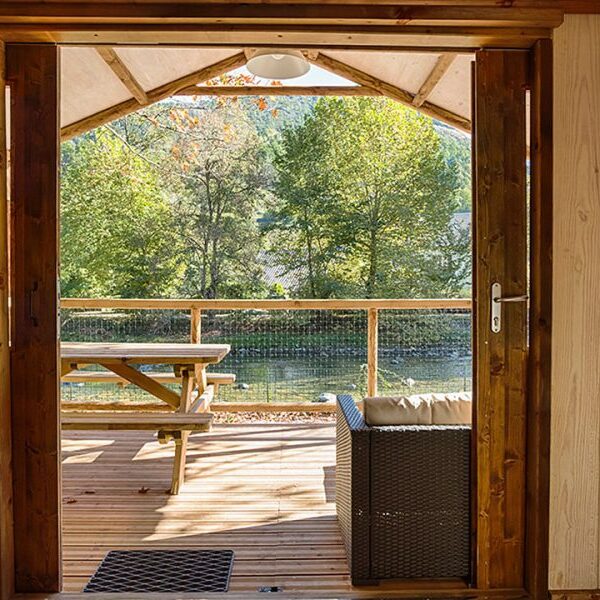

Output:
xmin=61 ymin=297 xmax=472 ymax=403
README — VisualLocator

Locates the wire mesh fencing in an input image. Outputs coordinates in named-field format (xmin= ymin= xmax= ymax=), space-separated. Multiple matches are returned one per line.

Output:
xmin=377 ymin=309 xmax=471 ymax=397
xmin=60 ymin=305 xmax=471 ymax=406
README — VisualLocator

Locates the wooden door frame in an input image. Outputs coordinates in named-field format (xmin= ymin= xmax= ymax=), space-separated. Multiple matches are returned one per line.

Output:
xmin=0 ymin=27 xmax=553 ymax=600
xmin=525 ymin=38 xmax=553 ymax=600
xmin=4 ymin=43 xmax=62 ymax=596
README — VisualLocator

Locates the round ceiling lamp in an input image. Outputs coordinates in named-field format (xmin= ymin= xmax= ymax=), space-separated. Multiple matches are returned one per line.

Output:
xmin=246 ymin=49 xmax=310 ymax=80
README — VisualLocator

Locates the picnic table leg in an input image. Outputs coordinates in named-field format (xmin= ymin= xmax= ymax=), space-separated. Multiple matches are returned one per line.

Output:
xmin=195 ymin=364 xmax=208 ymax=395
xmin=171 ymin=433 xmax=188 ymax=495
xmin=170 ymin=367 xmax=194 ymax=495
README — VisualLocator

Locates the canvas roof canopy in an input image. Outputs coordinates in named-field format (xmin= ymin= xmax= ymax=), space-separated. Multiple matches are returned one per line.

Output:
xmin=60 ymin=46 xmax=474 ymax=139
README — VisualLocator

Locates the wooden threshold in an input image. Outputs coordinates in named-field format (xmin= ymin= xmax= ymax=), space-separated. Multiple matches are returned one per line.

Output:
xmin=13 ymin=592 xmax=529 ymax=600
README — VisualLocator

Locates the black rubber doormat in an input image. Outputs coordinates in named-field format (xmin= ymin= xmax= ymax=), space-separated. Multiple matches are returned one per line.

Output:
xmin=83 ymin=549 xmax=235 ymax=593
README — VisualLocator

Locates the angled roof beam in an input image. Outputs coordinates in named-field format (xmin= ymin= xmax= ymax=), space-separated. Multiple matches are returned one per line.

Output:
xmin=311 ymin=53 xmax=470 ymax=133
xmin=176 ymin=85 xmax=381 ymax=97
xmin=96 ymin=47 xmax=148 ymax=106
xmin=61 ymin=52 xmax=247 ymax=141
xmin=412 ymin=53 xmax=457 ymax=108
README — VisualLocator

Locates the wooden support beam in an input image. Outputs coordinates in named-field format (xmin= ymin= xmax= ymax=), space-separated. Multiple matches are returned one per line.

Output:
xmin=61 ymin=297 xmax=472 ymax=311
xmin=176 ymin=85 xmax=380 ymax=97
xmin=0 ymin=40 xmax=14 ymax=600
xmin=95 ymin=46 xmax=148 ymax=105
xmin=0 ymin=4 xmax=566 ymax=27
xmin=6 ymin=43 xmax=61 ymax=593
xmin=311 ymin=53 xmax=470 ymax=133
xmin=100 ymin=362 xmax=180 ymax=408
xmin=412 ymin=52 xmax=457 ymax=107
xmin=0 ymin=30 xmax=553 ymax=51
xmin=191 ymin=383 xmax=215 ymax=414
xmin=61 ymin=51 xmax=247 ymax=140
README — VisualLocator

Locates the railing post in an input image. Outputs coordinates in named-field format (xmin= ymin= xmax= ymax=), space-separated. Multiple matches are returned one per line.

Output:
xmin=367 ymin=308 xmax=378 ymax=397
xmin=190 ymin=308 xmax=205 ymax=392
xmin=190 ymin=307 xmax=201 ymax=343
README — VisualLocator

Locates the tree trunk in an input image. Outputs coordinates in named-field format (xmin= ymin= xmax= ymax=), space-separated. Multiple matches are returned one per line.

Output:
xmin=302 ymin=204 xmax=319 ymax=298
xmin=209 ymin=238 xmax=219 ymax=299
xmin=367 ymin=228 xmax=378 ymax=299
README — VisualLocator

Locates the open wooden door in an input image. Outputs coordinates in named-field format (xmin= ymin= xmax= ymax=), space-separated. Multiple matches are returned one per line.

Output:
xmin=472 ymin=49 xmax=529 ymax=591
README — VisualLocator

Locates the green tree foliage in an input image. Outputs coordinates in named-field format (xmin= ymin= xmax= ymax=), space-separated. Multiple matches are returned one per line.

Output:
xmin=270 ymin=97 xmax=470 ymax=298
xmin=61 ymin=94 xmax=471 ymax=300
xmin=60 ymin=132 xmax=183 ymax=297
xmin=269 ymin=114 xmax=335 ymax=297
xmin=122 ymin=102 xmax=270 ymax=299
xmin=437 ymin=124 xmax=471 ymax=211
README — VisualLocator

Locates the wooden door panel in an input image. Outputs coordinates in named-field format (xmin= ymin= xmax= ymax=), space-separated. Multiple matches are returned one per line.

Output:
xmin=473 ymin=49 xmax=529 ymax=590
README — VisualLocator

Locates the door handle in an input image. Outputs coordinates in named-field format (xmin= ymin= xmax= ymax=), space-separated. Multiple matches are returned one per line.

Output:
xmin=491 ymin=282 xmax=528 ymax=333
xmin=494 ymin=294 xmax=529 ymax=303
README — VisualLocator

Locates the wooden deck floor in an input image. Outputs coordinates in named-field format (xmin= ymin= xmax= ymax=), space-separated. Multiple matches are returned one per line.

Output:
xmin=61 ymin=423 xmax=482 ymax=599
xmin=62 ymin=423 xmax=354 ymax=595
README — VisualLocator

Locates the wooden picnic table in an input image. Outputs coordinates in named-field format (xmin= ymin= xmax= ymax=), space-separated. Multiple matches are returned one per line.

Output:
xmin=60 ymin=342 xmax=230 ymax=493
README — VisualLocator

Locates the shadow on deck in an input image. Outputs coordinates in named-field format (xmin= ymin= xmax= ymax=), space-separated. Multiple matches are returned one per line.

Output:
xmin=62 ymin=423 xmax=353 ymax=595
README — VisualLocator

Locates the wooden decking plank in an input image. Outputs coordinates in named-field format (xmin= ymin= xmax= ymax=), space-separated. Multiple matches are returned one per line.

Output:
xmin=62 ymin=423 xmax=344 ymax=594
xmin=60 ymin=423 xmax=469 ymax=596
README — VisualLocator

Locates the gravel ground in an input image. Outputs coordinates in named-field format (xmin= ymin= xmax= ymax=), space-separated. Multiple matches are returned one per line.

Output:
xmin=212 ymin=411 xmax=336 ymax=424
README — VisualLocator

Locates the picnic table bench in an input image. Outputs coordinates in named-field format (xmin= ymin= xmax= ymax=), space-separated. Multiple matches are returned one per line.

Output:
xmin=63 ymin=369 xmax=236 ymax=395
xmin=61 ymin=342 xmax=231 ymax=494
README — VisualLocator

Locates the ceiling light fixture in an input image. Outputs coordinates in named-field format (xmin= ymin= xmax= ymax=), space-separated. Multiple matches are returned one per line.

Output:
xmin=246 ymin=49 xmax=310 ymax=80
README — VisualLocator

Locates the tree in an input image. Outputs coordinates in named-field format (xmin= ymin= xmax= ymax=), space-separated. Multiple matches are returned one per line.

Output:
xmin=268 ymin=114 xmax=338 ymax=297
xmin=270 ymin=97 xmax=470 ymax=298
xmin=437 ymin=125 xmax=471 ymax=212
xmin=132 ymin=103 xmax=270 ymax=299
xmin=60 ymin=131 xmax=183 ymax=297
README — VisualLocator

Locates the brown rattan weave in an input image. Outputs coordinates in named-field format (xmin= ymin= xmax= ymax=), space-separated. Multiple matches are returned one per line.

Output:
xmin=336 ymin=395 xmax=471 ymax=585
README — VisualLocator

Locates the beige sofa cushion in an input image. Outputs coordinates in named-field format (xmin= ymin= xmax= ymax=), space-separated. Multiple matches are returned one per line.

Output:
xmin=363 ymin=395 xmax=432 ymax=426
xmin=363 ymin=392 xmax=472 ymax=426
xmin=430 ymin=392 xmax=472 ymax=425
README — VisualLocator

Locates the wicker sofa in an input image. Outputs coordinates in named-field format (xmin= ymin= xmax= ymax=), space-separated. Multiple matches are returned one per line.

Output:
xmin=335 ymin=394 xmax=471 ymax=586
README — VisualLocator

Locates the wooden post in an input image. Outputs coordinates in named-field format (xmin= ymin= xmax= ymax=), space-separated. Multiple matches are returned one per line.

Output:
xmin=190 ymin=308 xmax=205 ymax=392
xmin=6 ymin=44 xmax=61 ymax=593
xmin=367 ymin=308 xmax=378 ymax=397
xmin=473 ymin=49 xmax=529 ymax=590
xmin=190 ymin=307 xmax=202 ymax=343
xmin=0 ymin=41 xmax=14 ymax=600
